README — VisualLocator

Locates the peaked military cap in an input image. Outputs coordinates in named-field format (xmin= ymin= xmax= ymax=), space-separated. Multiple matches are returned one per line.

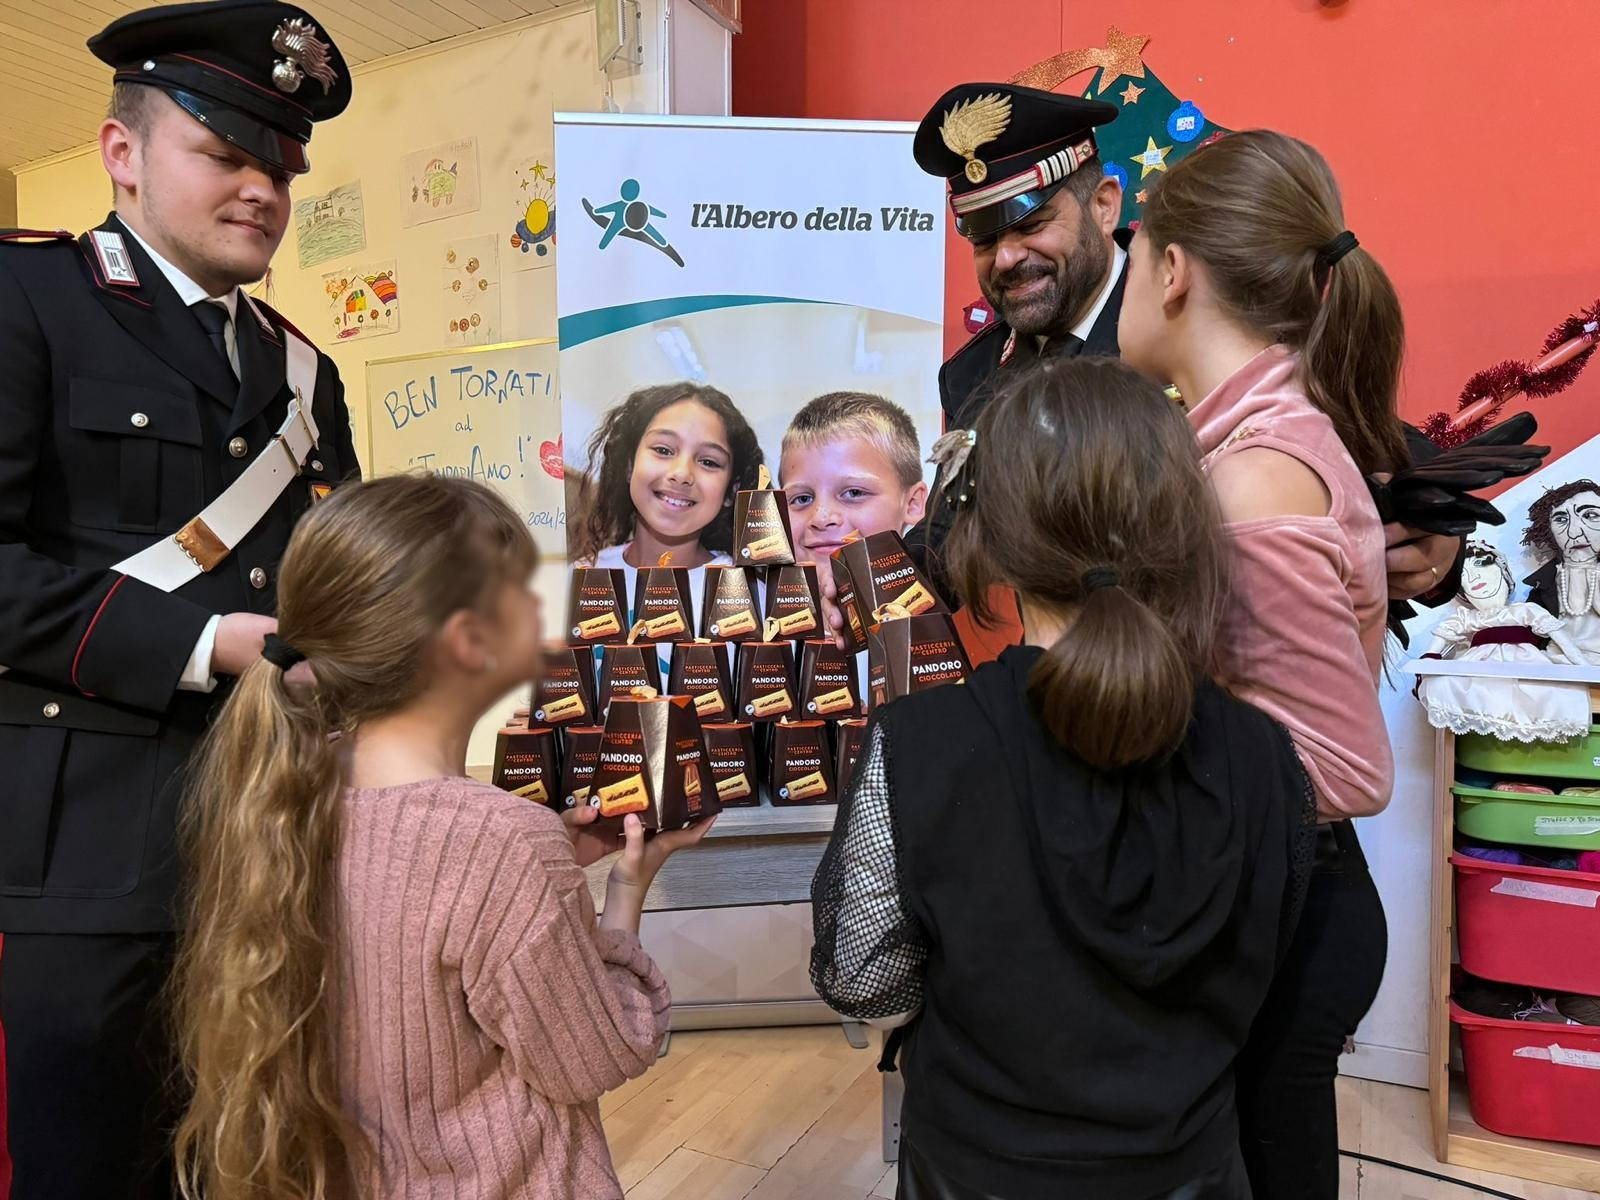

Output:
xmin=89 ymin=0 xmax=351 ymax=175
xmin=914 ymin=83 xmax=1119 ymax=240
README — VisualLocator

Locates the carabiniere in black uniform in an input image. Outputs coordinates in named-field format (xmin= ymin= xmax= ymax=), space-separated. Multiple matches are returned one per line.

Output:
xmin=0 ymin=3 xmax=355 ymax=1197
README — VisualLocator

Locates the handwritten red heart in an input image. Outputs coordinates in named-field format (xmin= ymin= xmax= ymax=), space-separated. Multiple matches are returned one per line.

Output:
xmin=540 ymin=435 xmax=564 ymax=480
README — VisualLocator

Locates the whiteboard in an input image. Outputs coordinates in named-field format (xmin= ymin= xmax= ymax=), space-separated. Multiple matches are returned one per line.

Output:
xmin=364 ymin=339 xmax=566 ymax=563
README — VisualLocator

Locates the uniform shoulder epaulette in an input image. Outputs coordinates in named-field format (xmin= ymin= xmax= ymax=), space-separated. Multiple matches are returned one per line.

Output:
xmin=0 ymin=228 xmax=74 ymax=244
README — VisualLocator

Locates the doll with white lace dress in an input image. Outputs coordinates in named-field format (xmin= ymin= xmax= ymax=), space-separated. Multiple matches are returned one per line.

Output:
xmin=1416 ymin=540 xmax=1592 ymax=743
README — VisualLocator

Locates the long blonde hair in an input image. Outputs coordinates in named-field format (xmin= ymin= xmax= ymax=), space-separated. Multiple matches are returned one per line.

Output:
xmin=172 ymin=474 xmax=537 ymax=1200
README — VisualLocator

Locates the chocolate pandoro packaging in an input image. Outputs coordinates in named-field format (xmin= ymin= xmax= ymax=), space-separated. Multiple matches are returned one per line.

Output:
xmin=533 ymin=645 xmax=598 ymax=727
xmin=597 ymin=644 xmax=664 ymax=713
xmin=866 ymin=613 xmax=971 ymax=709
xmin=492 ymin=725 xmax=561 ymax=809
xmin=799 ymin=638 xmax=863 ymax=719
xmin=831 ymin=530 xmax=947 ymax=652
xmin=703 ymin=721 xmax=758 ymax=807
xmin=763 ymin=563 xmax=822 ymax=641
xmin=735 ymin=640 xmax=797 ymax=723
xmin=701 ymin=565 xmax=762 ymax=643
xmin=732 ymin=466 xmax=796 ymax=567
xmin=558 ymin=725 xmax=604 ymax=811
xmin=567 ymin=567 xmax=629 ymax=645
xmin=668 ymin=640 xmax=734 ymax=722
xmin=592 ymin=695 xmax=720 ymax=829
xmin=631 ymin=558 xmax=694 ymax=644
xmin=835 ymin=717 xmax=869 ymax=796
xmin=769 ymin=719 xmax=836 ymax=806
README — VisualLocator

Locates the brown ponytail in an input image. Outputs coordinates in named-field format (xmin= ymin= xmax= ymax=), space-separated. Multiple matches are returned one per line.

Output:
xmin=173 ymin=475 xmax=536 ymax=1200
xmin=945 ymin=357 xmax=1229 ymax=769
xmin=1140 ymin=129 xmax=1408 ymax=476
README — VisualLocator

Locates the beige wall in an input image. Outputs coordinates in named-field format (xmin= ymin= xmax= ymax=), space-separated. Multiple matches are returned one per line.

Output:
xmin=18 ymin=7 xmax=606 ymax=462
xmin=0 ymin=169 xmax=16 ymax=226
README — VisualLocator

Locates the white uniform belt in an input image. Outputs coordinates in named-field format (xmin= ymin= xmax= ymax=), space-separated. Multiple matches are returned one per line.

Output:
xmin=113 ymin=315 xmax=320 ymax=591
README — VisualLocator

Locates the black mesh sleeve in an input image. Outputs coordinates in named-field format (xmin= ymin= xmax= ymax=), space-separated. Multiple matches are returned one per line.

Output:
xmin=809 ymin=722 xmax=929 ymax=1021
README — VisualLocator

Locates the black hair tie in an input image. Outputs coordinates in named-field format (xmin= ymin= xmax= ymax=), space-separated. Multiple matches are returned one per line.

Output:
xmin=1316 ymin=230 xmax=1359 ymax=268
xmin=262 ymin=633 xmax=307 ymax=671
xmin=1081 ymin=568 xmax=1120 ymax=592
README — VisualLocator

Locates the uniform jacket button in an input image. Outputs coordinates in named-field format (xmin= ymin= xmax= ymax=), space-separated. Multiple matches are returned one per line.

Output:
xmin=249 ymin=567 xmax=268 ymax=590
xmin=130 ymin=412 xmax=149 ymax=428
xmin=43 ymin=702 xmax=61 ymax=718
xmin=311 ymin=459 xmax=324 ymax=472
xmin=228 ymin=437 xmax=249 ymax=458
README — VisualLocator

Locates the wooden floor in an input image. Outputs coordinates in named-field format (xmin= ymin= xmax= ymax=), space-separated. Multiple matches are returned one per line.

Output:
xmin=604 ymin=1026 xmax=1596 ymax=1200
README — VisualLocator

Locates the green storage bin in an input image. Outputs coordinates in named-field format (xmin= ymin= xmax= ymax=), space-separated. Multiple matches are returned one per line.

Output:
xmin=1456 ymin=726 xmax=1600 ymax=782
xmin=1452 ymin=783 xmax=1600 ymax=851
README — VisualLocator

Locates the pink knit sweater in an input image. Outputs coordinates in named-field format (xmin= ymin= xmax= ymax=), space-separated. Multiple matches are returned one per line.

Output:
xmin=1187 ymin=345 xmax=1394 ymax=818
xmin=336 ymin=776 xmax=669 ymax=1199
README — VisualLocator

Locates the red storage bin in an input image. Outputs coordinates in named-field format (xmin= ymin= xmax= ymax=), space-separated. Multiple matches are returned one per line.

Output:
xmin=1451 ymin=1002 xmax=1600 ymax=1147
xmin=1452 ymin=853 xmax=1600 ymax=995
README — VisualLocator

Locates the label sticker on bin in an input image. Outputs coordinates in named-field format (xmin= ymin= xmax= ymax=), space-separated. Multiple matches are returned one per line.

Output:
xmin=1515 ymin=1045 xmax=1600 ymax=1070
xmin=1490 ymin=877 xmax=1600 ymax=908
xmin=1534 ymin=815 xmax=1600 ymax=837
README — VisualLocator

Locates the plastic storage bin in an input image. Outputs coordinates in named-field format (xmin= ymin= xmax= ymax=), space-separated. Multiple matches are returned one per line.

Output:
xmin=1453 ymin=854 xmax=1600 ymax=994
xmin=1457 ymin=726 xmax=1600 ymax=781
xmin=1452 ymin=784 xmax=1600 ymax=852
xmin=1451 ymin=1001 xmax=1600 ymax=1147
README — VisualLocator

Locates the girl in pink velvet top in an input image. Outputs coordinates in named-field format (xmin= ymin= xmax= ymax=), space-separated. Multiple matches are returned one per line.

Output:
xmin=170 ymin=475 xmax=713 ymax=1200
xmin=1119 ymin=130 xmax=1407 ymax=1200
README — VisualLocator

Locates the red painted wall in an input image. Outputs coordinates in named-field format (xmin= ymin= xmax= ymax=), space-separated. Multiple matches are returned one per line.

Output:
xmin=733 ymin=1 xmax=1600 ymax=457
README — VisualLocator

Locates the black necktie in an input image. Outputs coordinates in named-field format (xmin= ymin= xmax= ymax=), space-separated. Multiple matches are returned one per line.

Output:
xmin=1049 ymin=332 xmax=1086 ymax=358
xmin=191 ymin=300 xmax=238 ymax=382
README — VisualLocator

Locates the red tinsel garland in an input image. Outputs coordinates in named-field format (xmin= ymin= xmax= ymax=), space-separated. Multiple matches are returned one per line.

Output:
xmin=1422 ymin=299 xmax=1600 ymax=448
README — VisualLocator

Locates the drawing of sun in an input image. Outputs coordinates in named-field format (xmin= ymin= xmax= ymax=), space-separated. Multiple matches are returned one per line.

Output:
xmin=511 ymin=160 xmax=557 ymax=258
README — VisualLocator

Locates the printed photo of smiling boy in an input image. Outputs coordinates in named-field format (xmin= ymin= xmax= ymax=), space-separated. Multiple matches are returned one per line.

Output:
xmin=778 ymin=392 xmax=928 ymax=562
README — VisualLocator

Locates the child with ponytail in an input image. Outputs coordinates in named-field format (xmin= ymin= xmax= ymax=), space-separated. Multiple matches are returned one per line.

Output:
xmin=171 ymin=474 xmax=710 ymax=1200
xmin=1117 ymin=129 xmax=1404 ymax=1198
xmin=811 ymin=357 xmax=1314 ymax=1200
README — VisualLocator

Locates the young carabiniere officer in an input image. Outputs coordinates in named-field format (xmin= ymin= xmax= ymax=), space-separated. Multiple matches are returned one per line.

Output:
xmin=0 ymin=3 xmax=356 ymax=1195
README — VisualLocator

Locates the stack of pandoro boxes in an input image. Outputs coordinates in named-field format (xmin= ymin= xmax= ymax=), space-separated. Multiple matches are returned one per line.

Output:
xmin=493 ymin=474 xmax=973 ymax=825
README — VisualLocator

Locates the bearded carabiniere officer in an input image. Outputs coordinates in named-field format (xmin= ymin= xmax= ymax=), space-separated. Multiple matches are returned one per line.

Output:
xmin=907 ymin=82 xmax=1462 ymax=631
xmin=0 ymin=3 xmax=356 ymax=1195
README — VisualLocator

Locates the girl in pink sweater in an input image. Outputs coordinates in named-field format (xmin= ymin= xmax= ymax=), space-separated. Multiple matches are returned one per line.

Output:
xmin=171 ymin=475 xmax=712 ymax=1200
xmin=1119 ymin=130 xmax=1405 ymax=1200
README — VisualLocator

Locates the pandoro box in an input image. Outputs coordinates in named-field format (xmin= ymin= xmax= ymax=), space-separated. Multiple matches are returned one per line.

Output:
xmin=732 ymin=467 xmax=796 ymax=567
xmin=533 ymin=644 xmax=598 ymax=727
xmin=735 ymin=640 xmax=797 ymax=723
xmin=668 ymin=640 xmax=734 ymax=722
xmin=567 ymin=567 xmax=629 ymax=645
xmin=701 ymin=565 xmax=762 ymax=643
xmin=592 ymin=695 xmax=721 ymax=829
xmin=799 ymin=639 xmax=863 ymax=719
xmin=631 ymin=558 xmax=694 ymax=644
xmin=833 ymin=530 xmax=947 ymax=632
xmin=558 ymin=725 xmax=604 ymax=811
xmin=769 ymin=719 xmax=836 ymax=806
xmin=597 ymin=644 xmax=664 ymax=713
xmin=492 ymin=725 xmax=561 ymax=809
xmin=835 ymin=717 xmax=869 ymax=796
xmin=763 ymin=563 xmax=822 ymax=641
xmin=866 ymin=613 xmax=971 ymax=709
xmin=703 ymin=721 xmax=758 ymax=807
xmin=829 ymin=553 xmax=871 ymax=654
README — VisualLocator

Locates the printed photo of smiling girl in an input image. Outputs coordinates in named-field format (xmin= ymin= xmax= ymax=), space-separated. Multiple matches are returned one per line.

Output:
xmin=569 ymin=384 xmax=766 ymax=662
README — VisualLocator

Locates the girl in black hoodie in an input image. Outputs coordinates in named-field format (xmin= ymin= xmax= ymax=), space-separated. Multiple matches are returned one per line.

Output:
xmin=811 ymin=357 xmax=1315 ymax=1200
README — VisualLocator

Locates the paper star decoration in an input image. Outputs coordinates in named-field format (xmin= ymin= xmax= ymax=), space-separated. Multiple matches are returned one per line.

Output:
xmin=1135 ymin=188 xmax=1149 ymax=204
xmin=1095 ymin=26 xmax=1150 ymax=94
xmin=1132 ymin=137 xmax=1171 ymax=179
xmin=1120 ymin=81 xmax=1145 ymax=105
